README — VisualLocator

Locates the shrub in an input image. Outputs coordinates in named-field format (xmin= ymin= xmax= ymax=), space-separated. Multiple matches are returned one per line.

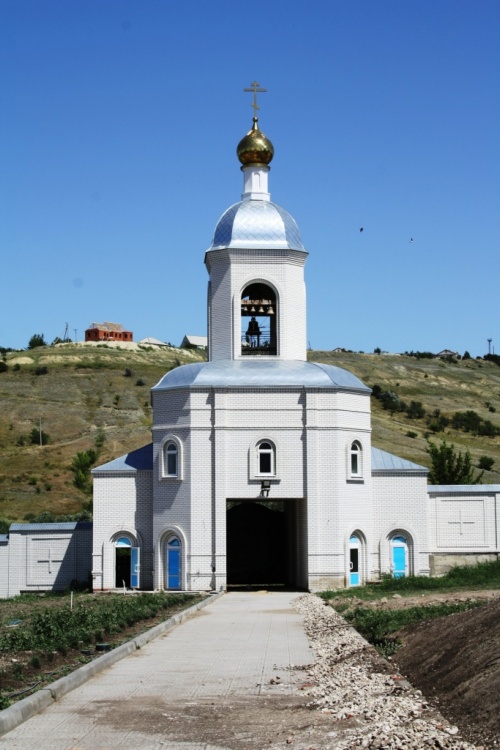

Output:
xmin=426 ymin=409 xmax=449 ymax=433
xmin=0 ymin=361 xmax=8 ymax=373
xmin=123 ymin=368 xmax=133 ymax=377
xmin=34 ymin=366 xmax=48 ymax=376
xmin=94 ymin=428 xmax=106 ymax=450
xmin=478 ymin=455 xmax=495 ymax=471
xmin=406 ymin=431 xmax=418 ymax=439
xmin=135 ymin=378 xmax=145 ymax=386
xmin=29 ymin=428 xmax=50 ymax=445
xmin=406 ymin=401 xmax=426 ymax=419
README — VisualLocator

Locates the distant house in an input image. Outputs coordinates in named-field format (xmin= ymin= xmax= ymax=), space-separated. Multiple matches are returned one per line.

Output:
xmin=435 ymin=349 xmax=460 ymax=359
xmin=85 ymin=322 xmax=133 ymax=343
xmin=181 ymin=335 xmax=207 ymax=349
xmin=138 ymin=337 xmax=170 ymax=347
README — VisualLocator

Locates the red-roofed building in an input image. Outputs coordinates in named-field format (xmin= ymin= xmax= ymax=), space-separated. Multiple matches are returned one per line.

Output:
xmin=85 ymin=322 xmax=133 ymax=343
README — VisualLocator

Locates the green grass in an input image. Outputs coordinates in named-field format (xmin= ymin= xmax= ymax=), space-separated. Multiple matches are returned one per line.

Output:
xmin=0 ymin=592 xmax=197 ymax=654
xmin=0 ymin=591 xmax=200 ymax=708
xmin=319 ymin=559 xmax=500 ymax=656
xmin=342 ymin=600 xmax=485 ymax=657
xmin=318 ymin=559 xmax=500 ymax=602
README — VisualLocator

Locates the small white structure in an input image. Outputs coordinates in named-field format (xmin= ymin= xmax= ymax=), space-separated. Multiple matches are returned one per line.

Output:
xmin=180 ymin=335 xmax=208 ymax=349
xmin=91 ymin=111 xmax=500 ymax=593
xmin=138 ymin=337 xmax=170 ymax=347
xmin=0 ymin=523 xmax=92 ymax=598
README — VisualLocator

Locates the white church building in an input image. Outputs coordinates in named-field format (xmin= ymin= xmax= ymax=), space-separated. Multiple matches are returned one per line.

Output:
xmin=90 ymin=108 xmax=500 ymax=594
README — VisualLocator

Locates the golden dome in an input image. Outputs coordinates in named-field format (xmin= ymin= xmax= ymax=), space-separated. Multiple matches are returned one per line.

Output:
xmin=237 ymin=117 xmax=274 ymax=166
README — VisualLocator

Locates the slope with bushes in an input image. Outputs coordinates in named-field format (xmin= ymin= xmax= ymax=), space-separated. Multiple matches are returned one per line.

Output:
xmin=0 ymin=345 xmax=499 ymax=524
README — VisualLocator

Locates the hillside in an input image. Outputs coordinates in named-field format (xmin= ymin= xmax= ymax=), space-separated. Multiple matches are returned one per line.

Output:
xmin=0 ymin=345 xmax=499 ymax=525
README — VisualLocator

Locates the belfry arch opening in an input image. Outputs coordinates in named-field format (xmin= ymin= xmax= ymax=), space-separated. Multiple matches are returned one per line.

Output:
xmin=241 ymin=282 xmax=277 ymax=356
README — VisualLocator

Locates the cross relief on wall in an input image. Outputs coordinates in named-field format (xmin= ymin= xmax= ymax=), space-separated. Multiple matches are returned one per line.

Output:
xmin=28 ymin=537 xmax=69 ymax=585
xmin=436 ymin=498 xmax=487 ymax=548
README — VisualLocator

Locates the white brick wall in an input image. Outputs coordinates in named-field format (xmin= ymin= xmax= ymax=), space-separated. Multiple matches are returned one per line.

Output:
xmin=206 ymin=248 xmax=308 ymax=361
xmin=92 ymin=471 xmax=153 ymax=591
xmin=0 ymin=525 xmax=92 ymax=598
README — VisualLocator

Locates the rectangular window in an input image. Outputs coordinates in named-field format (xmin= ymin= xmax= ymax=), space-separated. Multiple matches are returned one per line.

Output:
xmin=259 ymin=452 xmax=272 ymax=474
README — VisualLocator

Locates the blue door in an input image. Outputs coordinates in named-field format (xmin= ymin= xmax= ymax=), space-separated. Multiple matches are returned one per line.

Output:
xmin=392 ymin=536 xmax=407 ymax=578
xmin=349 ymin=535 xmax=360 ymax=586
xmin=131 ymin=547 xmax=140 ymax=588
xmin=166 ymin=537 xmax=181 ymax=590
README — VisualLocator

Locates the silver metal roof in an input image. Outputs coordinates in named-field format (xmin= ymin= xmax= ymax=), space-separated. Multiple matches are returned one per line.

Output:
xmin=427 ymin=484 xmax=500 ymax=493
xmin=9 ymin=522 xmax=92 ymax=531
xmin=371 ymin=447 xmax=428 ymax=473
xmin=208 ymin=200 xmax=305 ymax=251
xmin=93 ymin=443 xmax=427 ymax=476
xmin=92 ymin=443 xmax=153 ymax=473
xmin=152 ymin=360 xmax=370 ymax=392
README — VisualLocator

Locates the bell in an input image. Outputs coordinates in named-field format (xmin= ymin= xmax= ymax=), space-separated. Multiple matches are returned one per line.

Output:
xmin=267 ymin=305 xmax=274 ymax=315
xmin=242 ymin=305 xmax=248 ymax=312
xmin=246 ymin=316 xmax=261 ymax=335
xmin=250 ymin=306 xmax=256 ymax=312
xmin=258 ymin=306 xmax=264 ymax=313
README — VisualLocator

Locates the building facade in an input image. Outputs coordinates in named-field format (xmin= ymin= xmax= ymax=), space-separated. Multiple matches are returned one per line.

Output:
xmin=91 ymin=112 xmax=500 ymax=594
xmin=85 ymin=322 xmax=133 ymax=343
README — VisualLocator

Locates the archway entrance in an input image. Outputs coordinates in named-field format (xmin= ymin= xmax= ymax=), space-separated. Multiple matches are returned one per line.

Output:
xmin=349 ymin=535 xmax=361 ymax=586
xmin=226 ymin=499 xmax=305 ymax=589
xmin=115 ymin=536 xmax=131 ymax=588
xmin=165 ymin=536 xmax=182 ymax=590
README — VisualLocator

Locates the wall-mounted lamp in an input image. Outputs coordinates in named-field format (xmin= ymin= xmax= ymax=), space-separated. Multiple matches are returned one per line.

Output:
xmin=260 ymin=480 xmax=271 ymax=498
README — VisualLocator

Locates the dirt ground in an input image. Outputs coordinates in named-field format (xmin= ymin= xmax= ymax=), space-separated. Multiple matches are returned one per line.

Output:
xmin=380 ymin=590 xmax=500 ymax=749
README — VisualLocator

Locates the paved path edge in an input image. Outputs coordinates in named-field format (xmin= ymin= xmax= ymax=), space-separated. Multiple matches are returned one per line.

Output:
xmin=0 ymin=591 xmax=225 ymax=737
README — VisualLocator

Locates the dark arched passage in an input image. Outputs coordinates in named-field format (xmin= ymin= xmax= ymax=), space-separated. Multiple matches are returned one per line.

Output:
xmin=227 ymin=502 xmax=292 ymax=586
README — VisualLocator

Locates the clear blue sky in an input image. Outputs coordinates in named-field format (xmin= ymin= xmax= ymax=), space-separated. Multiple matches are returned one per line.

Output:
xmin=1 ymin=0 xmax=499 ymax=356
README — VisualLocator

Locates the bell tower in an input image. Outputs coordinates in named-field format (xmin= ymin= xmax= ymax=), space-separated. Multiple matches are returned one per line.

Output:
xmin=205 ymin=84 xmax=308 ymax=363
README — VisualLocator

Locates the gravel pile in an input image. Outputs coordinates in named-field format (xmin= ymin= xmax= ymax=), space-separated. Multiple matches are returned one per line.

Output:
xmin=293 ymin=594 xmax=480 ymax=750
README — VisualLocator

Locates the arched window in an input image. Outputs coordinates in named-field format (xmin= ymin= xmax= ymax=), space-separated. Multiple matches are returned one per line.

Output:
xmin=257 ymin=441 xmax=275 ymax=475
xmin=164 ymin=441 xmax=178 ymax=477
xmin=349 ymin=441 xmax=362 ymax=478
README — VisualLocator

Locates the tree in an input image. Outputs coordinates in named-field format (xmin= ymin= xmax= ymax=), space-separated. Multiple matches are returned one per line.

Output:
xmin=71 ymin=449 xmax=98 ymax=494
xmin=426 ymin=440 xmax=483 ymax=485
xmin=28 ymin=333 xmax=46 ymax=349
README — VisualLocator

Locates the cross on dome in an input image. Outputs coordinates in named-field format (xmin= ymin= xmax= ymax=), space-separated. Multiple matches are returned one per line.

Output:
xmin=243 ymin=81 xmax=267 ymax=118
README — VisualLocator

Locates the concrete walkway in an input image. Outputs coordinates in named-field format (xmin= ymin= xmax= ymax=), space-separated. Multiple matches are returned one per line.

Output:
xmin=1 ymin=592 xmax=313 ymax=749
